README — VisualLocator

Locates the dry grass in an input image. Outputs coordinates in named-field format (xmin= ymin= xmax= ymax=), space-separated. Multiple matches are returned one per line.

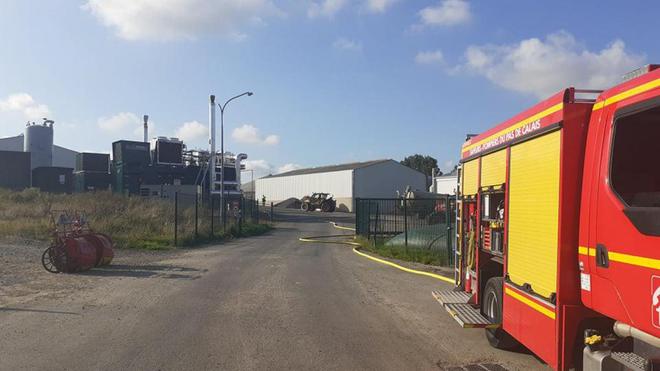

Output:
xmin=0 ymin=188 xmax=176 ymax=250
xmin=0 ymin=188 xmax=273 ymax=250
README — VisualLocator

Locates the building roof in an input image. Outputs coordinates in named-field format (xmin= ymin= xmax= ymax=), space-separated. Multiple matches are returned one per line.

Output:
xmin=262 ymin=159 xmax=391 ymax=179
xmin=438 ymin=167 xmax=458 ymax=177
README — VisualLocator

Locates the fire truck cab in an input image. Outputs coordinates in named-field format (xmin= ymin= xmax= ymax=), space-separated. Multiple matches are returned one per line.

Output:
xmin=434 ymin=65 xmax=660 ymax=370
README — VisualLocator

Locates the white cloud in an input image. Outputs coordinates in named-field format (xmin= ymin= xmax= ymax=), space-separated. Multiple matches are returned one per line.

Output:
xmin=244 ymin=159 xmax=274 ymax=179
xmin=83 ymin=0 xmax=281 ymax=41
xmin=0 ymin=93 xmax=51 ymax=120
xmin=308 ymin=0 xmax=348 ymax=18
xmin=244 ymin=159 xmax=272 ymax=172
xmin=243 ymin=160 xmax=303 ymax=178
xmin=175 ymin=120 xmax=207 ymax=144
xmin=97 ymin=112 xmax=156 ymax=140
xmin=333 ymin=38 xmax=362 ymax=52
xmin=415 ymin=50 xmax=444 ymax=65
xmin=232 ymin=124 xmax=279 ymax=145
xmin=263 ymin=134 xmax=280 ymax=145
xmin=366 ymin=0 xmax=398 ymax=13
xmin=418 ymin=0 xmax=471 ymax=27
xmin=98 ymin=112 xmax=141 ymax=132
xmin=277 ymin=163 xmax=302 ymax=174
xmin=458 ymin=31 xmax=645 ymax=98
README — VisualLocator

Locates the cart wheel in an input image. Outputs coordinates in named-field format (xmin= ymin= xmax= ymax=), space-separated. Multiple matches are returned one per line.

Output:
xmin=42 ymin=246 xmax=66 ymax=273
xmin=301 ymin=203 xmax=310 ymax=212
xmin=483 ymin=277 xmax=519 ymax=350
xmin=321 ymin=202 xmax=330 ymax=212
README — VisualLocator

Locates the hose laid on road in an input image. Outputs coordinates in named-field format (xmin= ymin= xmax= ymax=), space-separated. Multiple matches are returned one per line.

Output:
xmin=298 ymin=222 xmax=454 ymax=284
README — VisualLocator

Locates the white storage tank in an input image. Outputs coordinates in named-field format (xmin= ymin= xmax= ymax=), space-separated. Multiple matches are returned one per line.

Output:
xmin=24 ymin=120 xmax=54 ymax=170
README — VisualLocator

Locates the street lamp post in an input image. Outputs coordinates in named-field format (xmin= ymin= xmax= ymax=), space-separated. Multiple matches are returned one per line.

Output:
xmin=218 ymin=92 xmax=253 ymax=230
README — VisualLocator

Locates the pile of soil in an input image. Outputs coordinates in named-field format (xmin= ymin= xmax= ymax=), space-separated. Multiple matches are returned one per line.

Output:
xmin=275 ymin=198 xmax=302 ymax=209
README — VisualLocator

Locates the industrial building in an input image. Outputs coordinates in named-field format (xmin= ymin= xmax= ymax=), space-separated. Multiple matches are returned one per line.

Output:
xmin=110 ymin=137 xmax=247 ymax=197
xmin=0 ymin=117 xmax=248 ymax=197
xmin=0 ymin=120 xmax=78 ymax=193
xmin=0 ymin=129 xmax=78 ymax=168
xmin=255 ymin=159 xmax=427 ymax=212
xmin=429 ymin=167 xmax=458 ymax=195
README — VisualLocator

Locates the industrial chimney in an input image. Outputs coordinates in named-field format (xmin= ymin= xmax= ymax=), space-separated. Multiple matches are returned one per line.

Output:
xmin=143 ymin=115 xmax=149 ymax=143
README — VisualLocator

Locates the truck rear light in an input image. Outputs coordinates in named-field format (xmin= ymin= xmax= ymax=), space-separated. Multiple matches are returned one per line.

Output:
xmin=622 ymin=64 xmax=660 ymax=82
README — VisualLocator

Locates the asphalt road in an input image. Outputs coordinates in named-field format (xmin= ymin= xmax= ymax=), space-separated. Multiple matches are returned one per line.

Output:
xmin=0 ymin=211 xmax=545 ymax=370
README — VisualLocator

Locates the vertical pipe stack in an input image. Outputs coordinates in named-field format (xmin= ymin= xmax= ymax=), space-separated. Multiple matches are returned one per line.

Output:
xmin=209 ymin=95 xmax=216 ymax=196
xmin=143 ymin=115 xmax=149 ymax=143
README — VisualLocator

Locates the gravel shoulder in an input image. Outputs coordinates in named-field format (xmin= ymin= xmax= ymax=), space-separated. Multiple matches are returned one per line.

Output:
xmin=0 ymin=239 xmax=185 ymax=308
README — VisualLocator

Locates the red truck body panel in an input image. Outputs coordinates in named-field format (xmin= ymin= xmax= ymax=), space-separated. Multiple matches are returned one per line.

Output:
xmin=455 ymin=65 xmax=660 ymax=370
xmin=579 ymin=67 xmax=660 ymax=340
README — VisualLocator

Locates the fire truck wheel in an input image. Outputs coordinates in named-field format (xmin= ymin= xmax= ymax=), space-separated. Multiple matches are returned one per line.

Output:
xmin=483 ymin=277 xmax=518 ymax=350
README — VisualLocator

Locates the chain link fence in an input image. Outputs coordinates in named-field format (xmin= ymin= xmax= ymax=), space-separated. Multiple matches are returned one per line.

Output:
xmin=355 ymin=196 xmax=456 ymax=266
xmin=173 ymin=192 xmax=267 ymax=247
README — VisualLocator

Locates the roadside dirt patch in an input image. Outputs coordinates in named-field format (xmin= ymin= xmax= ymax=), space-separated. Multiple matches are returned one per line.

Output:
xmin=0 ymin=240 xmax=185 ymax=307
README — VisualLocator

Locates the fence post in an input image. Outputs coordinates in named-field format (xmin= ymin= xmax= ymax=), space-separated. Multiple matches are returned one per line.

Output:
xmin=222 ymin=197 xmax=226 ymax=232
xmin=445 ymin=195 xmax=452 ymax=264
xmin=195 ymin=193 xmax=199 ymax=240
xmin=255 ymin=200 xmax=259 ymax=224
xmin=238 ymin=197 xmax=243 ymax=235
xmin=270 ymin=202 xmax=273 ymax=223
xmin=210 ymin=195 xmax=214 ymax=238
xmin=367 ymin=201 xmax=372 ymax=242
xmin=355 ymin=198 xmax=359 ymax=234
xmin=174 ymin=191 xmax=178 ymax=247
xmin=375 ymin=202 xmax=380 ymax=243
xmin=403 ymin=199 xmax=408 ymax=249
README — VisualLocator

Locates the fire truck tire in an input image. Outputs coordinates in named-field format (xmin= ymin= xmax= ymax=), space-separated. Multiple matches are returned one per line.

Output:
xmin=483 ymin=277 xmax=518 ymax=350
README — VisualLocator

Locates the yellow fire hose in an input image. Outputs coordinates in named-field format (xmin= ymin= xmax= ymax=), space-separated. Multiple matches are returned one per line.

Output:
xmin=298 ymin=222 xmax=454 ymax=284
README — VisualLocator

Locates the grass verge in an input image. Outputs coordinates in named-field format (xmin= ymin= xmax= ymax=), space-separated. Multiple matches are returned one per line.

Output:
xmin=0 ymin=188 xmax=272 ymax=249
xmin=354 ymin=236 xmax=449 ymax=266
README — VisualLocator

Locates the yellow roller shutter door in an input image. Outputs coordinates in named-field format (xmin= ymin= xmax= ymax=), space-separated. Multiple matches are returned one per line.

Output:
xmin=480 ymin=150 xmax=506 ymax=187
xmin=507 ymin=131 xmax=561 ymax=299
xmin=462 ymin=159 xmax=478 ymax=196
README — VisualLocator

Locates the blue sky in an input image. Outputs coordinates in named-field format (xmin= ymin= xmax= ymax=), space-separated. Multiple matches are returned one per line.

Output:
xmin=0 ymin=0 xmax=657 ymax=177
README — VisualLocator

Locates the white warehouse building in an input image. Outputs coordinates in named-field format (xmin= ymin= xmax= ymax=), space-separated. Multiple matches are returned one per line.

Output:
xmin=255 ymin=159 xmax=427 ymax=212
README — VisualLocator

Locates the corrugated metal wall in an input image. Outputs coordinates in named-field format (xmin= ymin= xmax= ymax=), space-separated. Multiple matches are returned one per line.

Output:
xmin=256 ymin=161 xmax=428 ymax=212
xmin=256 ymin=170 xmax=353 ymax=205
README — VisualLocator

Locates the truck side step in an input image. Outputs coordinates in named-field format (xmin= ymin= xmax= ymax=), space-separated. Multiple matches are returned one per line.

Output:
xmin=444 ymin=303 xmax=499 ymax=329
xmin=432 ymin=289 xmax=471 ymax=304
xmin=432 ymin=290 xmax=499 ymax=329
xmin=611 ymin=351 xmax=649 ymax=371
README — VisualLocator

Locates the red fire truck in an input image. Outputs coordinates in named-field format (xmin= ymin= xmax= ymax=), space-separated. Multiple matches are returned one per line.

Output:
xmin=434 ymin=65 xmax=660 ymax=370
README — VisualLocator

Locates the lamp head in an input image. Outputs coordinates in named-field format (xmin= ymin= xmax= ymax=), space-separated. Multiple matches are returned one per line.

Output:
xmin=247 ymin=92 xmax=254 ymax=96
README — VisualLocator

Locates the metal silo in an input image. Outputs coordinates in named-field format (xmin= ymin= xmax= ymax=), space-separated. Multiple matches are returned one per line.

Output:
xmin=24 ymin=119 xmax=54 ymax=170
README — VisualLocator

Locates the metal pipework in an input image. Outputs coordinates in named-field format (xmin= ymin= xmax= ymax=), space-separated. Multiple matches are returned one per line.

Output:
xmin=614 ymin=321 xmax=660 ymax=348
xmin=143 ymin=115 xmax=149 ymax=143
xmin=235 ymin=153 xmax=248 ymax=187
